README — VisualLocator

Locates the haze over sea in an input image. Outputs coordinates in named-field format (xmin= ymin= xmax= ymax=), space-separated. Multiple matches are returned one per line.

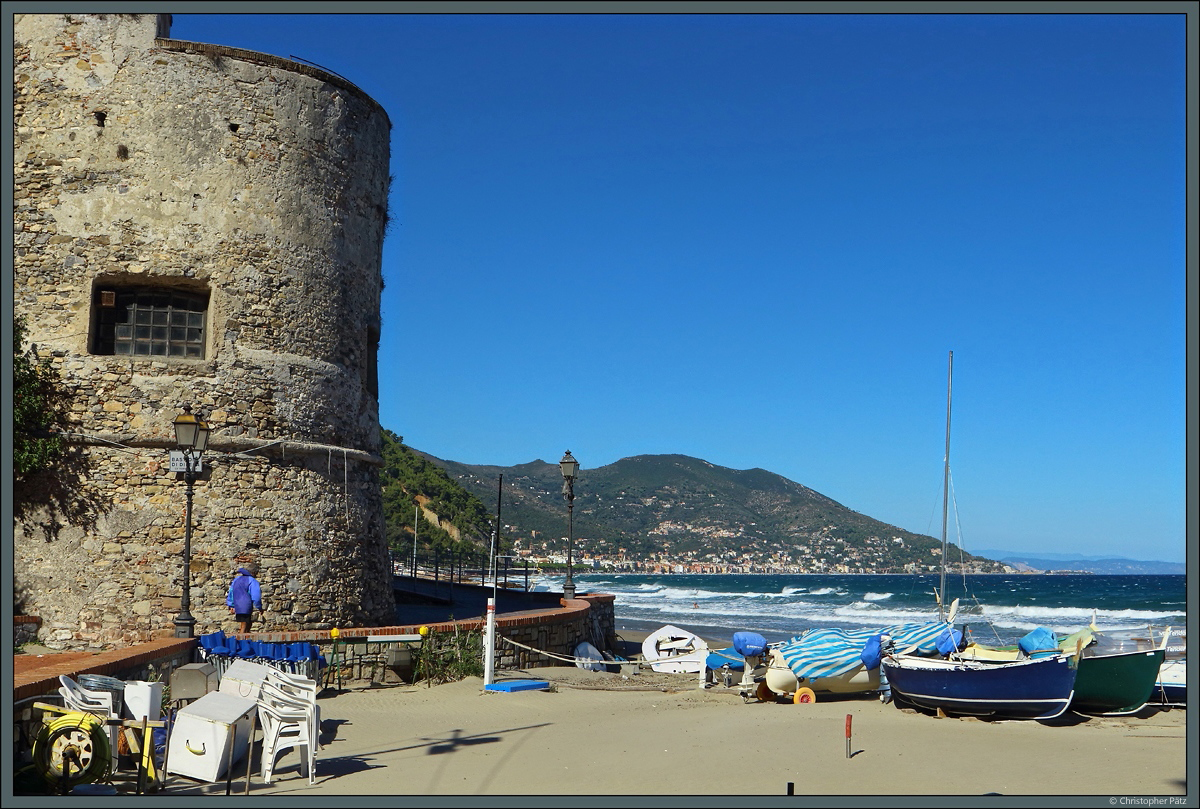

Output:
xmin=532 ymin=573 xmax=1187 ymax=648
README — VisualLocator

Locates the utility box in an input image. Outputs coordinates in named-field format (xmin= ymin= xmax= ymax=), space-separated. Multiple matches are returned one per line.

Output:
xmin=218 ymin=659 xmax=272 ymax=701
xmin=123 ymin=680 xmax=164 ymax=721
xmin=171 ymin=662 xmax=217 ymax=703
xmin=166 ymin=691 xmax=257 ymax=783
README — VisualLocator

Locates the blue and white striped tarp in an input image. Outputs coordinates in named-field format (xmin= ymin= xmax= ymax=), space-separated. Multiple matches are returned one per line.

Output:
xmin=777 ymin=622 xmax=948 ymax=682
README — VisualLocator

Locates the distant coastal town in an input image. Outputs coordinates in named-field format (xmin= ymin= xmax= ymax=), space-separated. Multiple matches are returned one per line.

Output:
xmin=499 ymin=534 xmax=1016 ymax=576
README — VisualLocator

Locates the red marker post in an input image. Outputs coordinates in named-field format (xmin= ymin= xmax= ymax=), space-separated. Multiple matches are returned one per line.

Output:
xmin=845 ymin=714 xmax=852 ymax=759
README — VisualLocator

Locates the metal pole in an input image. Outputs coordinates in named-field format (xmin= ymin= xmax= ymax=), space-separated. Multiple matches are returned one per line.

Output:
xmin=483 ymin=597 xmax=496 ymax=687
xmin=493 ymin=475 xmax=503 ymax=588
xmin=939 ymin=350 xmax=953 ymax=622
xmin=564 ymin=481 xmax=575 ymax=600
xmin=174 ymin=450 xmax=197 ymax=638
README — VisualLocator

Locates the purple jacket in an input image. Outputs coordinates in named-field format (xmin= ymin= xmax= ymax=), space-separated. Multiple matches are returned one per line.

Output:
xmin=226 ymin=568 xmax=262 ymax=614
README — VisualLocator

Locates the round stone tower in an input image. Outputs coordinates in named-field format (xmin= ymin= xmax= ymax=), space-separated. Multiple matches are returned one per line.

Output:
xmin=13 ymin=13 xmax=396 ymax=648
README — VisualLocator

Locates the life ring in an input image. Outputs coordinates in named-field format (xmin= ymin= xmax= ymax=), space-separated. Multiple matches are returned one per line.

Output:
xmin=793 ymin=687 xmax=817 ymax=704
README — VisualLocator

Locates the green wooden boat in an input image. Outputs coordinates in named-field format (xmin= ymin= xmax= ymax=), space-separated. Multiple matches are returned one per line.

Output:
xmin=1071 ymin=645 xmax=1165 ymax=715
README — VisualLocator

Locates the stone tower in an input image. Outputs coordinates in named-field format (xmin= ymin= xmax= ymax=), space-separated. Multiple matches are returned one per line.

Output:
xmin=13 ymin=13 xmax=396 ymax=648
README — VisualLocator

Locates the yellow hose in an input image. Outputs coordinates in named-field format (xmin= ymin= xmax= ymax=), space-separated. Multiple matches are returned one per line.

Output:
xmin=32 ymin=712 xmax=112 ymax=787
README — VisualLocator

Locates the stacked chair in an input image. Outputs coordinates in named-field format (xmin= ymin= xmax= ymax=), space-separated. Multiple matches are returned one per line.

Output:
xmin=57 ymin=675 xmax=121 ymax=772
xmin=194 ymin=631 xmax=326 ymax=785
xmin=257 ymin=671 xmax=320 ymax=785
xmin=196 ymin=631 xmax=326 ymax=682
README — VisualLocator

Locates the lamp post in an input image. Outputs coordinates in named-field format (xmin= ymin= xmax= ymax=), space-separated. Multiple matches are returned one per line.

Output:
xmin=559 ymin=450 xmax=578 ymax=600
xmin=172 ymin=405 xmax=210 ymax=638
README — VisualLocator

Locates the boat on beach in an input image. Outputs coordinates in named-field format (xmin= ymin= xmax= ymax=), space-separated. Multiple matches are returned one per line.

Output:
xmin=1147 ymin=627 xmax=1186 ymax=707
xmin=882 ymin=652 xmax=1079 ymax=720
xmin=641 ymin=624 xmax=709 ymax=674
xmin=881 ymin=352 xmax=1080 ymax=720
xmin=961 ymin=626 xmax=1167 ymax=716
xmin=764 ymin=621 xmax=952 ymax=701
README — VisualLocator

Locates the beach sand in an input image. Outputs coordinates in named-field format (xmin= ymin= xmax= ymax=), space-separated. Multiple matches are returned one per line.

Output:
xmin=161 ymin=631 xmax=1189 ymax=798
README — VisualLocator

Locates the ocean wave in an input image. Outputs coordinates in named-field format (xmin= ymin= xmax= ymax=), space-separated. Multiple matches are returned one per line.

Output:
xmin=979 ymin=604 xmax=1185 ymax=623
xmin=862 ymin=592 xmax=893 ymax=601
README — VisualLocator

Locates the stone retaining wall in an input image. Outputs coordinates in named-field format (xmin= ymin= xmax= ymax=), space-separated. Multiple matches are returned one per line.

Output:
xmin=15 ymin=616 xmax=43 ymax=647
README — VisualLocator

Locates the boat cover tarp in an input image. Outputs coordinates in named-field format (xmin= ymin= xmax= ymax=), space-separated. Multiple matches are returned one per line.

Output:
xmin=1018 ymin=627 xmax=1059 ymax=659
xmin=778 ymin=622 xmax=948 ymax=681
xmin=936 ymin=627 xmax=964 ymax=656
xmin=733 ymin=632 xmax=768 ymax=657
xmin=860 ymin=634 xmax=883 ymax=669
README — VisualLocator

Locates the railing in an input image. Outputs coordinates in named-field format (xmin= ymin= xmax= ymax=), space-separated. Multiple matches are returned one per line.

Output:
xmin=389 ymin=548 xmax=533 ymax=593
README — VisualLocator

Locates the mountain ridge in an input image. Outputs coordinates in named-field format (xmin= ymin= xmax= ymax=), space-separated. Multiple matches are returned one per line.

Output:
xmin=415 ymin=449 xmax=1005 ymax=574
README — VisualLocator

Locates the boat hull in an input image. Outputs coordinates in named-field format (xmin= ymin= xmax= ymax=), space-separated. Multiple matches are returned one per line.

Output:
xmin=1071 ymin=648 xmax=1165 ymax=716
xmin=641 ymin=624 xmax=708 ymax=674
xmin=1152 ymin=659 xmax=1186 ymax=706
xmin=882 ymin=654 xmax=1077 ymax=720
xmin=765 ymin=649 xmax=880 ymax=696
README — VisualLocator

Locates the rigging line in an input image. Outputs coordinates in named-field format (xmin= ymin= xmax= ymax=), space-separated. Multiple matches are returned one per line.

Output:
xmin=948 ymin=470 xmax=1004 ymax=643
xmin=223 ymin=439 xmax=287 ymax=456
xmin=57 ymin=431 xmax=146 ymax=457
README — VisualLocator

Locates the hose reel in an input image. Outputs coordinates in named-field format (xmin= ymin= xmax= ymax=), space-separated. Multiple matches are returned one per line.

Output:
xmin=32 ymin=713 xmax=112 ymax=789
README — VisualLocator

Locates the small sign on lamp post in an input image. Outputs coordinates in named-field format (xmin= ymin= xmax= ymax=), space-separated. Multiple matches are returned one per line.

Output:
xmin=169 ymin=450 xmax=203 ymax=474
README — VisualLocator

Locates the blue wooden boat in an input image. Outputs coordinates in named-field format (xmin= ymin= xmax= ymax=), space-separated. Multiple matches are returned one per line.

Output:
xmin=881 ymin=652 xmax=1078 ymax=720
xmin=879 ymin=354 xmax=1079 ymax=721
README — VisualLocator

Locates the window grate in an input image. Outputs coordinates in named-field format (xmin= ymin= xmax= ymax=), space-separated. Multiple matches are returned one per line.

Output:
xmin=93 ymin=288 xmax=207 ymax=358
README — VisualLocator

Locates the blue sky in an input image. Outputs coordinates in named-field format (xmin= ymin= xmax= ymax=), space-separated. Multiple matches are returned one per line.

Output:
xmin=169 ymin=11 xmax=1189 ymax=563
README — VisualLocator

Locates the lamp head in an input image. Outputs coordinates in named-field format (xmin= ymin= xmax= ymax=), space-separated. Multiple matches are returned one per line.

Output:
xmin=174 ymin=405 xmax=211 ymax=452
xmin=559 ymin=450 xmax=578 ymax=481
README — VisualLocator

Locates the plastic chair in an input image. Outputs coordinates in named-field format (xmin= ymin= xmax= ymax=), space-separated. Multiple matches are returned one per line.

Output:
xmin=257 ymin=681 xmax=317 ymax=785
xmin=285 ymin=643 xmax=315 ymax=679
xmin=58 ymin=676 xmax=120 ymax=770
xmin=58 ymin=675 xmax=116 ymax=716
xmin=266 ymin=669 xmax=320 ymax=748
xmin=198 ymin=630 xmax=234 ymax=677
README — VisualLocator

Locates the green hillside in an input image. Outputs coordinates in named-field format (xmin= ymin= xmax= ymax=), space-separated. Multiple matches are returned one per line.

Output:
xmin=416 ymin=451 xmax=1004 ymax=574
xmin=379 ymin=430 xmax=492 ymax=555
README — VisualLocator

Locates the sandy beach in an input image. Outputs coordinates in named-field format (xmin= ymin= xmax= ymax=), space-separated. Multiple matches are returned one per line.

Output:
xmin=158 ymin=633 xmax=1189 ymax=799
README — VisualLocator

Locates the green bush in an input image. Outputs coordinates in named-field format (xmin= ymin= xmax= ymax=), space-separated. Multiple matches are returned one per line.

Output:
xmin=414 ymin=626 xmax=484 ymax=686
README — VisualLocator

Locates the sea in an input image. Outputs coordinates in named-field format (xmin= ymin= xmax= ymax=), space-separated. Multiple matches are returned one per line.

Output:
xmin=528 ymin=572 xmax=1188 ymax=648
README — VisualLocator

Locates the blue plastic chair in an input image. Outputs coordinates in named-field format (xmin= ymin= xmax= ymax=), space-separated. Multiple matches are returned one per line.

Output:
xmin=268 ymin=642 xmax=291 ymax=672
xmin=288 ymin=643 xmax=316 ymax=679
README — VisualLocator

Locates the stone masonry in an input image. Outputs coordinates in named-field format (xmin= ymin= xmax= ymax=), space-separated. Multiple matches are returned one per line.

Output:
xmin=13 ymin=13 xmax=396 ymax=648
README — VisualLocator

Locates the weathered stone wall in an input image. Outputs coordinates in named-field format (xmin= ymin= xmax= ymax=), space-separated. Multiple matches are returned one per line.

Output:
xmin=13 ymin=13 xmax=395 ymax=648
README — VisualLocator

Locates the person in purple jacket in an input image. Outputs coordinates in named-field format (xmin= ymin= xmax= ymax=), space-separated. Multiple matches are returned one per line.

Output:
xmin=226 ymin=566 xmax=263 ymax=634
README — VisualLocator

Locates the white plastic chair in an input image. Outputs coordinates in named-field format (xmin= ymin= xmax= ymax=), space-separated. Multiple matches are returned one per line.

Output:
xmin=58 ymin=676 xmax=120 ymax=770
xmin=58 ymin=675 xmax=116 ymax=716
xmin=257 ymin=681 xmax=317 ymax=785
xmin=264 ymin=670 xmax=320 ymax=745
xmin=264 ymin=669 xmax=321 ymax=752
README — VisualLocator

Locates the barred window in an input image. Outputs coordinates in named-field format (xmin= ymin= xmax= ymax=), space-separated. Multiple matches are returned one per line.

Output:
xmin=92 ymin=288 xmax=208 ymax=358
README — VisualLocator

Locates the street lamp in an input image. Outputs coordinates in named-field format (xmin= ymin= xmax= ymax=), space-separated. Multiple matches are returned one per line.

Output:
xmin=559 ymin=450 xmax=578 ymax=600
xmin=172 ymin=405 xmax=210 ymax=638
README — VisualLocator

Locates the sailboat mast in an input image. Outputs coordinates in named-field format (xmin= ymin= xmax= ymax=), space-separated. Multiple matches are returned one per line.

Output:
xmin=940 ymin=350 xmax=953 ymax=622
